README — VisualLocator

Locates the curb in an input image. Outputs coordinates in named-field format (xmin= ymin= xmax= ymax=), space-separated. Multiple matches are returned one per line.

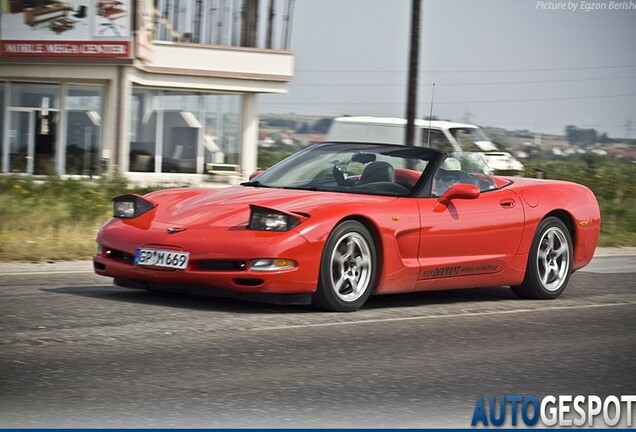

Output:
xmin=592 ymin=247 xmax=636 ymax=258
xmin=1 ymin=248 xmax=635 ymax=274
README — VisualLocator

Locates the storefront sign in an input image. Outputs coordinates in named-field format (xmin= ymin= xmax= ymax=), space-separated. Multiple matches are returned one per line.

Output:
xmin=1 ymin=41 xmax=130 ymax=57
xmin=0 ymin=1 xmax=131 ymax=58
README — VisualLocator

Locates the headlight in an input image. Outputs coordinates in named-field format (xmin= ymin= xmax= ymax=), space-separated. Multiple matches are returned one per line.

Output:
xmin=248 ymin=205 xmax=301 ymax=232
xmin=250 ymin=259 xmax=297 ymax=271
xmin=113 ymin=194 xmax=156 ymax=219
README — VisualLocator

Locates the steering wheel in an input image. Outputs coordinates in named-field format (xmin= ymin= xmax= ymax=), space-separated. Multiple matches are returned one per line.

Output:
xmin=332 ymin=165 xmax=346 ymax=186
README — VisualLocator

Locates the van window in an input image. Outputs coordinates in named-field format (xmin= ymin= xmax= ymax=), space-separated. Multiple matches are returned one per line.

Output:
xmin=422 ymin=129 xmax=454 ymax=152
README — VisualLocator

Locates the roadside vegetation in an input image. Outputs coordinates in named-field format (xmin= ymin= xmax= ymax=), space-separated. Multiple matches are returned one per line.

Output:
xmin=525 ymin=156 xmax=636 ymax=246
xmin=0 ymin=176 xmax=157 ymax=261
xmin=0 ymin=156 xmax=634 ymax=261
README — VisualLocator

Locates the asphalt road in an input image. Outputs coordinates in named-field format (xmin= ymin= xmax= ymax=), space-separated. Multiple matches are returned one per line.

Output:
xmin=0 ymin=251 xmax=635 ymax=428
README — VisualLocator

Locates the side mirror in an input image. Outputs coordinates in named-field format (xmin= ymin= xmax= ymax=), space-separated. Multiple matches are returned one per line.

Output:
xmin=433 ymin=183 xmax=480 ymax=212
xmin=249 ymin=170 xmax=264 ymax=180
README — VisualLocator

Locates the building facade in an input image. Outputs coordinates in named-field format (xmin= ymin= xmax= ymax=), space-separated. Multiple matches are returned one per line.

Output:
xmin=0 ymin=0 xmax=294 ymax=183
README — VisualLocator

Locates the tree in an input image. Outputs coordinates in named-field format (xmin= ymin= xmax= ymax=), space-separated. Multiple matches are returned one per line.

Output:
xmin=296 ymin=122 xmax=309 ymax=134
xmin=565 ymin=125 xmax=598 ymax=147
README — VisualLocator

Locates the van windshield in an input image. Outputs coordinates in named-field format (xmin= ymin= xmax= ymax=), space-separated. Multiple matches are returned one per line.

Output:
xmin=449 ymin=128 xmax=498 ymax=152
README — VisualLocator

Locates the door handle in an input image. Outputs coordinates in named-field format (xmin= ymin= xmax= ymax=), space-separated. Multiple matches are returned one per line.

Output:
xmin=500 ymin=198 xmax=516 ymax=208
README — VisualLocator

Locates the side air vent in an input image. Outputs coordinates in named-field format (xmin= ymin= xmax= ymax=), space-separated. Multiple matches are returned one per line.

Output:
xmin=197 ymin=260 xmax=247 ymax=271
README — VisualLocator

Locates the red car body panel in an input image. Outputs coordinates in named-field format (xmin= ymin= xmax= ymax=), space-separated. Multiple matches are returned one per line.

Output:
xmin=94 ymin=174 xmax=600 ymax=298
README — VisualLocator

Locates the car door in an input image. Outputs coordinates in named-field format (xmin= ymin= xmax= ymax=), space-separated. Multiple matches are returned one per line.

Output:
xmin=416 ymin=187 xmax=524 ymax=280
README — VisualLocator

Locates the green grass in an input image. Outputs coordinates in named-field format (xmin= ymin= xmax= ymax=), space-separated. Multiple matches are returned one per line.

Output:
xmin=0 ymin=176 xmax=157 ymax=261
xmin=0 ymin=157 xmax=634 ymax=261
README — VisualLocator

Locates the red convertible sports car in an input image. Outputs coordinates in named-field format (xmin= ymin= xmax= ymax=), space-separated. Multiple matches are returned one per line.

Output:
xmin=94 ymin=142 xmax=600 ymax=312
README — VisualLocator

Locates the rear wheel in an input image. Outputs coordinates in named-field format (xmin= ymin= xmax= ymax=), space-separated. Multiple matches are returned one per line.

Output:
xmin=312 ymin=221 xmax=377 ymax=312
xmin=512 ymin=217 xmax=573 ymax=299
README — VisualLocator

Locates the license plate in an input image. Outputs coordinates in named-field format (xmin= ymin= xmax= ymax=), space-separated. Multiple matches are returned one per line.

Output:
xmin=134 ymin=248 xmax=189 ymax=270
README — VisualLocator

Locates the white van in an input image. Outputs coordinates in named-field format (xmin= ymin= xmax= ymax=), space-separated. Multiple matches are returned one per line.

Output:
xmin=327 ymin=116 xmax=524 ymax=174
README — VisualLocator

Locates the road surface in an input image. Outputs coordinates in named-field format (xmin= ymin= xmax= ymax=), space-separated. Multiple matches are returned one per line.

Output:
xmin=0 ymin=250 xmax=634 ymax=428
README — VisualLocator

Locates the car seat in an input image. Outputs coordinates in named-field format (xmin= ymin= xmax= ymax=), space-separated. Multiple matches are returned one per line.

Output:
xmin=359 ymin=161 xmax=395 ymax=184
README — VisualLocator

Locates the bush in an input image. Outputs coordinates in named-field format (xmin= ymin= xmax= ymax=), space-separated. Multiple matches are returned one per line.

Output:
xmin=257 ymin=149 xmax=295 ymax=169
xmin=527 ymin=158 xmax=636 ymax=245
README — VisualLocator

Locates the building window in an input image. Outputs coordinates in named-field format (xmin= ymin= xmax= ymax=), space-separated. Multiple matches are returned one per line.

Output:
xmin=129 ymin=88 xmax=242 ymax=174
xmin=65 ymin=85 xmax=103 ymax=176
xmin=10 ymin=83 xmax=59 ymax=109
xmin=6 ymin=83 xmax=60 ymax=175
xmin=130 ymin=88 xmax=159 ymax=172
xmin=162 ymin=91 xmax=200 ymax=174
xmin=203 ymin=94 xmax=241 ymax=167
xmin=153 ymin=0 xmax=294 ymax=49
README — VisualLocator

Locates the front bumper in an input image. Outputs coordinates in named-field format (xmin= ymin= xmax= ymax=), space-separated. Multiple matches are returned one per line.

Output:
xmin=94 ymin=219 xmax=324 ymax=295
xmin=93 ymin=251 xmax=319 ymax=295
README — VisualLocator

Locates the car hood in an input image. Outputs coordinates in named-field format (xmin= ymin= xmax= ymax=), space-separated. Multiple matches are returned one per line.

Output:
xmin=146 ymin=185 xmax=397 ymax=227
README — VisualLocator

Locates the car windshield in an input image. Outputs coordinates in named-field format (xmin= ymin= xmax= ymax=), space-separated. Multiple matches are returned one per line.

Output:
xmin=431 ymin=152 xmax=504 ymax=197
xmin=447 ymin=151 xmax=492 ymax=175
xmin=245 ymin=142 xmax=441 ymax=197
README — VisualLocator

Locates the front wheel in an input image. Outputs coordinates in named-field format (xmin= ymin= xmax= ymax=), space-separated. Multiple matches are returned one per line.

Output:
xmin=512 ymin=217 xmax=573 ymax=299
xmin=312 ymin=221 xmax=377 ymax=312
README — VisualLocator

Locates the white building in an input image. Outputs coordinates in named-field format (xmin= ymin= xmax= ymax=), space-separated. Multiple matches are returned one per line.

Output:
xmin=0 ymin=0 xmax=294 ymax=183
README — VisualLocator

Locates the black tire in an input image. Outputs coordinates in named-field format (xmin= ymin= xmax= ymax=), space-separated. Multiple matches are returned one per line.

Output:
xmin=312 ymin=220 xmax=378 ymax=312
xmin=511 ymin=217 xmax=573 ymax=299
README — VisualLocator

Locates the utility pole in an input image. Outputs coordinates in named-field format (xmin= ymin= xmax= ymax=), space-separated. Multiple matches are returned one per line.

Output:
xmin=404 ymin=0 xmax=421 ymax=146
xmin=463 ymin=109 xmax=475 ymax=124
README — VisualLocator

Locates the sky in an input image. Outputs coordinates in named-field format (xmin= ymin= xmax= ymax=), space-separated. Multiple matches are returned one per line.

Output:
xmin=259 ymin=0 xmax=636 ymax=138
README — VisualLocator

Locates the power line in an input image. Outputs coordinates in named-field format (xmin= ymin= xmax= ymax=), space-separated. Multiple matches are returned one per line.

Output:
xmin=433 ymin=93 xmax=636 ymax=105
xmin=429 ymin=76 xmax=636 ymax=87
xmin=260 ymin=92 xmax=636 ymax=107
xmin=290 ymin=75 xmax=636 ymax=88
xmin=295 ymin=64 xmax=636 ymax=74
